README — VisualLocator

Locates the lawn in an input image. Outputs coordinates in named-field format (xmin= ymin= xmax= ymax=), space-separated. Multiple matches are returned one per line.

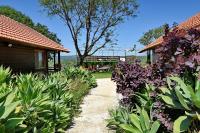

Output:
xmin=92 ymin=72 xmax=112 ymax=79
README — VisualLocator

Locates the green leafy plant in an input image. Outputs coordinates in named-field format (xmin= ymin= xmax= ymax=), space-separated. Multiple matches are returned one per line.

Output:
xmin=160 ymin=76 xmax=200 ymax=132
xmin=107 ymin=107 xmax=131 ymax=133
xmin=120 ymin=108 xmax=160 ymax=133
xmin=0 ymin=66 xmax=11 ymax=85
xmin=0 ymin=66 xmax=12 ymax=95
xmin=15 ymin=74 xmax=51 ymax=132
xmin=134 ymin=84 xmax=155 ymax=111
xmin=44 ymin=73 xmax=74 ymax=131
xmin=0 ymin=92 xmax=24 ymax=133
xmin=63 ymin=67 xmax=97 ymax=88
xmin=0 ymin=66 xmax=97 ymax=132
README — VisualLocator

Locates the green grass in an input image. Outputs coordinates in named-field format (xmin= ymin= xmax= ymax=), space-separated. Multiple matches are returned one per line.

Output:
xmin=92 ymin=72 xmax=112 ymax=79
xmin=69 ymin=78 xmax=91 ymax=115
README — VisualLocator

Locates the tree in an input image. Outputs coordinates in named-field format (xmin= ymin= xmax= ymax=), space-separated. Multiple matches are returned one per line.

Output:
xmin=0 ymin=6 xmax=61 ymax=44
xmin=138 ymin=24 xmax=166 ymax=64
xmin=39 ymin=0 xmax=139 ymax=65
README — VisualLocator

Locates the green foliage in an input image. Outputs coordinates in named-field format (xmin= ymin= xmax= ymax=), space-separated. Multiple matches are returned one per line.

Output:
xmin=0 ymin=66 xmax=96 ymax=132
xmin=15 ymin=74 xmax=51 ymax=132
xmin=68 ymin=79 xmax=90 ymax=114
xmin=134 ymin=84 xmax=155 ymax=112
xmin=138 ymin=25 xmax=166 ymax=46
xmin=120 ymin=109 xmax=160 ymax=133
xmin=107 ymin=107 xmax=160 ymax=133
xmin=0 ymin=66 xmax=12 ymax=95
xmin=0 ymin=92 xmax=24 ymax=133
xmin=63 ymin=67 xmax=97 ymax=88
xmin=92 ymin=72 xmax=112 ymax=79
xmin=107 ymin=107 xmax=131 ymax=133
xmin=0 ymin=66 xmax=11 ymax=85
xmin=62 ymin=67 xmax=97 ymax=114
xmin=83 ymin=61 xmax=117 ymax=68
xmin=160 ymin=76 xmax=200 ymax=132
xmin=0 ymin=6 xmax=61 ymax=43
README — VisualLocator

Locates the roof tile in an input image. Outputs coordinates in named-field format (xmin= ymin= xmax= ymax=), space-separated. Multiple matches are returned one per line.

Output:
xmin=140 ymin=12 xmax=200 ymax=52
xmin=0 ymin=15 xmax=69 ymax=52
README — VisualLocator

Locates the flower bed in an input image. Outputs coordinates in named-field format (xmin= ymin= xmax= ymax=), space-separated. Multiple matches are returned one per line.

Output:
xmin=108 ymin=28 xmax=200 ymax=132
xmin=0 ymin=66 xmax=96 ymax=132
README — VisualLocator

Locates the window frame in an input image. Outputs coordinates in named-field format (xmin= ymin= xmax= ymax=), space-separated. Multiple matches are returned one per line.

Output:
xmin=34 ymin=50 xmax=47 ymax=70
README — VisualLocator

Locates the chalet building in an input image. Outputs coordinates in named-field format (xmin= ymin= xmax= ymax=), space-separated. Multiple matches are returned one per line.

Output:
xmin=0 ymin=15 xmax=69 ymax=73
xmin=139 ymin=12 xmax=200 ymax=63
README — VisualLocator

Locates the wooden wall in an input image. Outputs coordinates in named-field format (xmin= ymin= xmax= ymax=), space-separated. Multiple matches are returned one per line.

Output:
xmin=0 ymin=42 xmax=35 ymax=73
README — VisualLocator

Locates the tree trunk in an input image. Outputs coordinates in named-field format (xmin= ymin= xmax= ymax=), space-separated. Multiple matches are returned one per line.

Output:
xmin=77 ymin=55 xmax=85 ymax=66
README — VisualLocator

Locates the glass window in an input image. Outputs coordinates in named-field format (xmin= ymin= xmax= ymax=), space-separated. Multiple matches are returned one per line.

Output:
xmin=35 ymin=50 xmax=46 ymax=69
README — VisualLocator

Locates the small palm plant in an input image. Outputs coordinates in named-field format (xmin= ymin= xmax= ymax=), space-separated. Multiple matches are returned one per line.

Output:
xmin=160 ymin=76 xmax=200 ymax=132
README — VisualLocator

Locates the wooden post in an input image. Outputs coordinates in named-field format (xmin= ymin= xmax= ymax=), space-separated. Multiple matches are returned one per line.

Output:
xmin=58 ymin=51 xmax=61 ymax=71
xmin=147 ymin=50 xmax=151 ymax=64
xmin=46 ymin=50 xmax=49 ymax=74
xmin=54 ymin=51 xmax=56 ymax=71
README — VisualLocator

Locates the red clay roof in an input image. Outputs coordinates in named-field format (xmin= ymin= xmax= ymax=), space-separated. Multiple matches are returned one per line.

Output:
xmin=0 ymin=15 xmax=69 ymax=52
xmin=139 ymin=12 xmax=200 ymax=53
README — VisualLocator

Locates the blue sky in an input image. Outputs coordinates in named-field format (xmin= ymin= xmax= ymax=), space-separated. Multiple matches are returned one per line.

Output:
xmin=0 ymin=0 xmax=200 ymax=56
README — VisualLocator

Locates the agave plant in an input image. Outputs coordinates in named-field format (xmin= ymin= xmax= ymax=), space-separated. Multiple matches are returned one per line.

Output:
xmin=160 ymin=76 xmax=200 ymax=132
xmin=15 ymin=74 xmax=51 ymax=132
xmin=134 ymin=84 xmax=156 ymax=112
xmin=63 ymin=67 xmax=97 ymax=88
xmin=45 ymin=72 xmax=70 ymax=100
xmin=119 ymin=108 xmax=160 ymax=133
xmin=0 ymin=92 xmax=24 ymax=133
xmin=45 ymin=100 xmax=72 ymax=132
xmin=0 ymin=66 xmax=12 ymax=95
xmin=107 ymin=107 xmax=131 ymax=133
xmin=44 ymin=73 xmax=74 ymax=131
xmin=0 ymin=66 xmax=11 ymax=85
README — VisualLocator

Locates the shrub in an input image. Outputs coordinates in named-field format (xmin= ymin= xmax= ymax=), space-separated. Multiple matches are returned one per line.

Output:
xmin=110 ymin=27 xmax=200 ymax=132
xmin=112 ymin=60 xmax=147 ymax=106
xmin=0 ymin=66 xmax=96 ymax=132
xmin=154 ymin=28 xmax=200 ymax=85
xmin=120 ymin=108 xmax=160 ymax=133
xmin=0 ymin=66 xmax=11 ymax=85
xmin=106 ymin=107 xmax=131 ymax=132
xmin=63 ymin=67 xmax=97 ymax=88
xmin=15 ymin=74 xmax=72 ymax=132
xmin=107 ymin=106 xmax=160 ymax=133
xmin=161 ymin=76 xmax=200 ymax=132
xmin=0 ymin=92 xmax=24 ymax=133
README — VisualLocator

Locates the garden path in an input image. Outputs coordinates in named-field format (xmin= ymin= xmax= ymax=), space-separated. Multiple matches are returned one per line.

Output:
xmin=67 ymin=78 xmax=118 ymax=133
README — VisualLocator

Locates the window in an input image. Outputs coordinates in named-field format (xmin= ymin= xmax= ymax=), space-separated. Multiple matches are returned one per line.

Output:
xmin=35 ymin=50 xmax=46 ymax=69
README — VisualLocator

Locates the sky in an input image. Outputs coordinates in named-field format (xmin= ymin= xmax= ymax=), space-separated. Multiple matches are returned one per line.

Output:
xmin=0 ymin=0 xmax=200 ymax=56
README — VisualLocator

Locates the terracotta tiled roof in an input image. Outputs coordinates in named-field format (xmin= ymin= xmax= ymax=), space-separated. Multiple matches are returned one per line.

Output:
xmin=178 ymin=12 xmax=200 ymax=30
xmin=139 ymin=36 xmax=163 ymax=53
xmin=0 ymin=15 xmax=69 ymax=52
xmin=139 ymin=12 xmax=200 ymax=53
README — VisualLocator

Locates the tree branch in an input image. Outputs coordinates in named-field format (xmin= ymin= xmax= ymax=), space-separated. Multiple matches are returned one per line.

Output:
xmin=88 ymin=41 xmax=109 ymax=56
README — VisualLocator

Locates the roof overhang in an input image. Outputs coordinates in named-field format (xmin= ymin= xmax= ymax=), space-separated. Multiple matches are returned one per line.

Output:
xmin=0 ymin=36 xmax=70 ymax=53
xmin=139 ymin=12 xmax=200 ymax=53
xmin=139 ymin=36 xmax=163 ymax=53
xmin=0 ymin=15 xmax=70 ymax=53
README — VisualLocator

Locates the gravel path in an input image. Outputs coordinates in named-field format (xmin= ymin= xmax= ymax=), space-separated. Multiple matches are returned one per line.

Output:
xmin=67 ymin=78 xmax=118 ymax=133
